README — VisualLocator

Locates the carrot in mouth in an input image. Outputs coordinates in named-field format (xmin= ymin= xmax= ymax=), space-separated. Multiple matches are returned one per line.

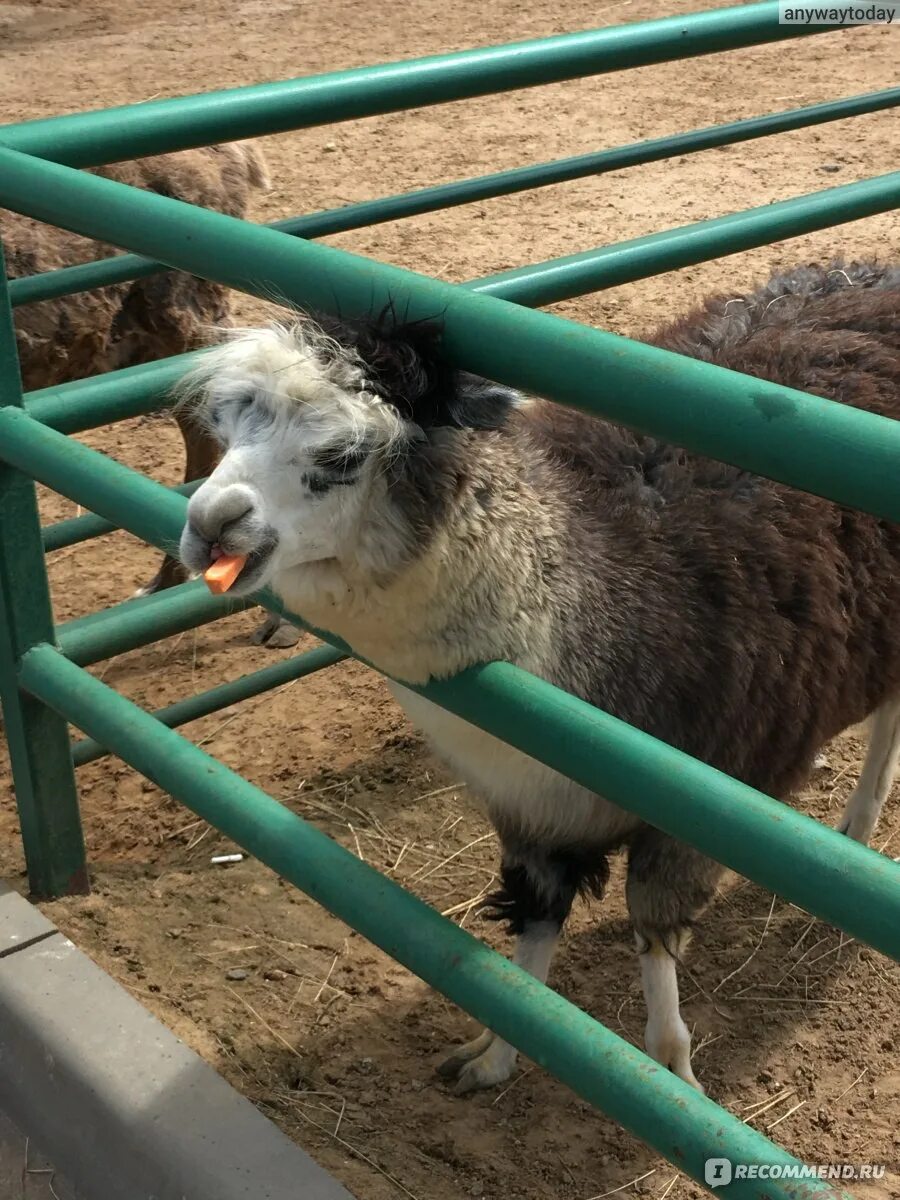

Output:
xmin=203 ymin=553 xmax=247 ymax=594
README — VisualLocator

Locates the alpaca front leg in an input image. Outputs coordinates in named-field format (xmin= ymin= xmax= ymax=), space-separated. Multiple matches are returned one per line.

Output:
xmin=438 ymin=919 xmax=560 ymax=1094
xmin=250 ymin=611 xmax=303 ymax=649
xmin=438 ymin=841 xmax=607 ymax=1095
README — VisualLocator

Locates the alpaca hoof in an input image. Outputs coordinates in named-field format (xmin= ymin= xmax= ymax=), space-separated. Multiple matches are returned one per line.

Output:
xmin=134 ymin=559 xmax=188 ymax=598
xmin=450 ymin=1051 xmax=516 ymax=1095
xmin=251 ymin=614 xmax=302 ymax=649
xmin=133 ymin=577 xmax=161 ymax=599
xmin=836 ymin=810 xmax=876 ymax=846
xmin=436 ymin=1050 xmax=476 ymax=1079
xmin=437 ymin=1032 xmax=516 ymax=1094
xmin=646 ymin=1018 xmax=705 ymax=1093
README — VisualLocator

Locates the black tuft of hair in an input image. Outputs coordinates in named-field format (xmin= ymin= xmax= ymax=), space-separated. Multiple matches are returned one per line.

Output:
xmin=316 ymin=304 xmax=517 ymax=433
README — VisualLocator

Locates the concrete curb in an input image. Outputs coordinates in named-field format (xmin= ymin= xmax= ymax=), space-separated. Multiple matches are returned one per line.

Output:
xmin=0 ymin=882 xmax=355 ymax=1200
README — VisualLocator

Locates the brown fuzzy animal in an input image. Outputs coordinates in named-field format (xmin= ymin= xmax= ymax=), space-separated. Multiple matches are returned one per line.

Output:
xmin=6 ymin=141 xmax=293 ymax=618
xmin=177 ymin=260 xmax=900 ymax=1092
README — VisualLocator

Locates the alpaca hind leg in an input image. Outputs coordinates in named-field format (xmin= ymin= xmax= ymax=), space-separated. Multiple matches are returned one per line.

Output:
xmin=438 ymin=842 xmax=607 ymax=1095
xmin=627 ymin=829 xmax=725 ymax=1093
xmin=837 ymin=696 xmax=900 ymax=846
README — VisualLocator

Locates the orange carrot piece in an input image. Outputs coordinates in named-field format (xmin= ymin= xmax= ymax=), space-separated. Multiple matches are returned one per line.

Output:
xmin=203 ymin=554 xmax=247 ymax=594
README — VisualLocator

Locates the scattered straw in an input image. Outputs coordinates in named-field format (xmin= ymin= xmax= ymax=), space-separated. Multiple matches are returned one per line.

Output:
xmin=583 ymin=1168 xmax=657 ymax=1199
xmin=412 ymin=782 xmax=466 ymax=803
xmin=165 ymin=818 xmax=204 ymax=840
xmin=347 ymin=822 xmax=365 ymax=861
xmin=788 ymin=918 xmax=817 ymax=956
xmin=804 ymin=938 xmax=856 ymax=969
xmin=766 ymin=1100 xmax=806 ymax=1131
xmin=410 ymin=832 xmax=495 ymax=884
xmin=280 ymin=1092 xmax=420 ymax=1200
xmin=225 ymin=986 xmax=303 ymax=1062
xmin=832 ymin=1067 xmax=868 ymax=1102
xmin=714 ymin=893 xmax=777 ymax=993
xmin=391 ymin=841 xmax=411 ymax=873
xmin=24 ymin=1135 xmax=63 ymax=1200
xmin=313 ymin=953 xmax=340 ymax=1004
xmin=491 ymin=1064 xmax=535 ymax=1105
xmin=441 ymin=889 xmax=492 ymax=919
xmin=742 ymin=1088 xmax=796 ymax=1121
xmin=185 ymin=824 xmax=212 ymax=853
xmin=195 ymin=673 xmax=305 ymax=748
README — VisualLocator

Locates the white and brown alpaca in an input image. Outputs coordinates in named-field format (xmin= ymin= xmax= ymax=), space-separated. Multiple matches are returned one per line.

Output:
xmin=5 ymin=140 xmax=297 ymax=647
xmin=178 ymin=262 xmax=900 ymax=1093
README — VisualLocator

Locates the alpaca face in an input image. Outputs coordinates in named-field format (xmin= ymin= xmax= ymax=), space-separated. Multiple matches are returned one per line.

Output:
xmin=178 ymin=315 xmax=517 ymax=601
xmin=179 ymin=322 xmax=405 ymax=597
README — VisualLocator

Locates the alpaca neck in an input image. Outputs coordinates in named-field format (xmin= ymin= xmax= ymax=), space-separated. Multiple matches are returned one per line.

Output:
xmin=274 ymin=437 xmax=573 ymax=685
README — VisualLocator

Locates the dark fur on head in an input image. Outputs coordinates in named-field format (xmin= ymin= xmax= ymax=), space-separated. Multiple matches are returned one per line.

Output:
xmin=317 ymin=307 xmax=516 ymax=433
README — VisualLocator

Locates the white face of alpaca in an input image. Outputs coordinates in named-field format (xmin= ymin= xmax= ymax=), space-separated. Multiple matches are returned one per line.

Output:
xmin=179 ymin=323 xmax=404 ymax=598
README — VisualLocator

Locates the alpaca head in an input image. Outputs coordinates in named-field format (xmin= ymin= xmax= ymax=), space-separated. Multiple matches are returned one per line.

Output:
xmin=178 ymin=312 xmax=517 ymax=599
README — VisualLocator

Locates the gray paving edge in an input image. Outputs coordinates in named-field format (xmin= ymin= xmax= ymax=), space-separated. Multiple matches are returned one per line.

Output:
xmin=0 ymin=881 xmax=355 ymax=1200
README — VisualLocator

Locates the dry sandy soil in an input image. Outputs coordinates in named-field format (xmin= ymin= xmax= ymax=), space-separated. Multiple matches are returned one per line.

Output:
xmin=2 ymin=1 xmax=899 ymax=1197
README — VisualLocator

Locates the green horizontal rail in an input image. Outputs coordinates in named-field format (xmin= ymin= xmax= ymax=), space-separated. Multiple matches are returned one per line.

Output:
xmin=10 ymin=84 xmax=899 ymax=309
xmin=70 ymin=643 xmax=346 ymax=766
xmin=17 ymin=161 xmax=900 ymax=443
xmin=42 ymin=479 xmax=204 ymax=552
xmin=471 ymin=169 xmax=900 ymax=305
xmin=17 ymin=641 xmax=852 ymax=1200
xmin=57 ymin=580 xmax=255 ymax=667
xmin=0 ymin=2 xmax=841 ymax=168
xmin=24 ymin=353 xmax=197 ymax=435
xmin=2 ymin=405 xmax=898 ymax=965
xmin=3 ymin=147 xmax=900 ymax=523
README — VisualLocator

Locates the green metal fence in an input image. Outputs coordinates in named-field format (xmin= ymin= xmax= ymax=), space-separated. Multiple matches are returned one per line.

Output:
xmin=1 ymin=4 xmax=899 ymax=1197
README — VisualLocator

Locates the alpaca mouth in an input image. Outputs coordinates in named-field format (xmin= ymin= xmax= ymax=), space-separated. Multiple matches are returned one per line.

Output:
xmin=213 ymin=539 xmax=277 ymax=596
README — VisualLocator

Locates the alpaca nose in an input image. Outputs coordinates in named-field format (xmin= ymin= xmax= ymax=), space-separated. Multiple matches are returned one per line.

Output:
xmin=187 ymin=481 xmax=257 ymax=544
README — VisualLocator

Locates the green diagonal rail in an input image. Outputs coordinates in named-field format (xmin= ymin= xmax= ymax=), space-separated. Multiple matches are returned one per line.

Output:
xmin=10 ymin=85 xmax=899 ymax=309
xmin=2 ymin=144 xmax=900 ymax=524
xmin=0 ymin=2 xmax=845 ymax=167
xmin=1 ymin=11 xmax=897 ymax=1195
xmin=16 ymin=641 xmax=852 ymax=1200
xmin=1 ymin=403 xmax=897 ymax=964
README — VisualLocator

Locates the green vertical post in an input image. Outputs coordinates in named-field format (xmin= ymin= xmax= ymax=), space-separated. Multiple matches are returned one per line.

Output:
xmin=0 ymin=247 xmax=88 ymax=897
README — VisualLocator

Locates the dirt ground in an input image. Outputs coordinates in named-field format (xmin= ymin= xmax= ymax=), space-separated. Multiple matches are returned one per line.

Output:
xmin=2 ymin=1 xmax=900 ymax=1197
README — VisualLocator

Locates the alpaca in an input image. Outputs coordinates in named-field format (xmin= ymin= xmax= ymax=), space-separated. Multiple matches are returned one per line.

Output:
xmin=5 ymin=140 xmax=298 ymax=647
xmin=177 ymin=260 xmax=900 ymax=1093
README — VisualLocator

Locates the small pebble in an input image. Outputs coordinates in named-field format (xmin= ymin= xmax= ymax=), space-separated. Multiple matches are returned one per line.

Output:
xmin=264 ymin=968 xmax=287 ymax=982
xmin=226 ymin=968 xmax=249 ymax=981
xmin=323 ymin=141 xmax=338 ymax=153
xmin=819 ymin=164 xmax=842 ymax=173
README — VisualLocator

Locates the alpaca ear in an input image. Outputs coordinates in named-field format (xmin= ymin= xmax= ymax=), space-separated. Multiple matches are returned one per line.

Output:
xmin=440 ymin=372 xmax=518 ymax=431
xmin=335 ymin=313 xmax=518 ymax=431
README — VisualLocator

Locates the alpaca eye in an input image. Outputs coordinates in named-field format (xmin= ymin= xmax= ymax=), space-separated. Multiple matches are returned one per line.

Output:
xmin=313 ymin=441 xmax=369 ymax=474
